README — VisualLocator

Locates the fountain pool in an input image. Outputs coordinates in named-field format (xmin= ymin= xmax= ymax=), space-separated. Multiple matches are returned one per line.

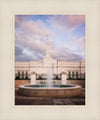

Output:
xmin=18 ymin=84 xmax=82 ymax=98
xmin=18 ymin=67 xmax=82 ymax=98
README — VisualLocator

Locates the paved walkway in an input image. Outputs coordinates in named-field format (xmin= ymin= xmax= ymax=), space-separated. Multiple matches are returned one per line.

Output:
xmin=15 ymin=88 xmax=85 ymax=105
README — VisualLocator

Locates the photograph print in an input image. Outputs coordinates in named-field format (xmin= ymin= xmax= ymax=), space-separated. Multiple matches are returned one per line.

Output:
xmin=15 ymin=15 xmax=85 ymax=105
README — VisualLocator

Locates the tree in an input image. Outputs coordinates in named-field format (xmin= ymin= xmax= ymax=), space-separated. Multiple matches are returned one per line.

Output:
xmin=25 ymin=71 xmax=28 ymax=79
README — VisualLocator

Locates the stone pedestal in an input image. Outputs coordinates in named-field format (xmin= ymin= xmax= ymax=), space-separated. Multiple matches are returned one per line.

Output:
xmin=61 ymin=72 xmax=67 ymax=85
xmin=30 ymin=72 xmax=36 ymax=85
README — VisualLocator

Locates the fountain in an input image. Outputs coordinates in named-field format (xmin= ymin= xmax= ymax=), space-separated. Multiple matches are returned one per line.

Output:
xmin=18 ymin=35 xmax=82 ymax=98
xmin=46 ymin=67 xmax=53 ymax=87
xmin=18 ymin=84 xmax=82 ymax=98
xmin=18 ymin=67 xmax=82 ymax=98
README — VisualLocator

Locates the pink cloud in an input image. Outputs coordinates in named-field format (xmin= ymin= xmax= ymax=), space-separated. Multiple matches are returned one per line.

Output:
xmin=15 ymin=32 xmax=46 ymax=54
xmin=49 ymin=43 xmax=83 ymax=61
xmin=15 ymin=15 xmax=52 ymax=36
xmin=48 ymin=15 xmax=85 ymax=32
xmin=15 ymin=32 xmax=83 ymax=61
xmin=15 ymin=15 xmax=85 ymax=61
xmin=67 ymin=15 xmax=85 ymax=28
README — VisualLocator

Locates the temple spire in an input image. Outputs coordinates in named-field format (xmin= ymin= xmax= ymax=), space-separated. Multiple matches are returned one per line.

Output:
xmin=46 ymin=34 xmax=49 ymax=46
xmin=45 ymin=34 xmax=50 ymax=58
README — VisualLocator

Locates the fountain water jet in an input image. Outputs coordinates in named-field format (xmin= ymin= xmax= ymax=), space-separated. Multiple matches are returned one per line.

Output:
xmin=46 ymin=67 xmax=53 ymax=87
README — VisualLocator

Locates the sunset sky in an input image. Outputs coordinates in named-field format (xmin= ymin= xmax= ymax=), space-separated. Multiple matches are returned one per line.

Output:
xmin=15 ymin=15 xmax=85 ymax=61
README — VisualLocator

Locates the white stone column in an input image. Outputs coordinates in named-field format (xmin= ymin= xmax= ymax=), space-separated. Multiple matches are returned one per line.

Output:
xmin=30 ymin=72 xmax=36 ymax=85
xmin=61 ymin=72 xmax=67 ymax=85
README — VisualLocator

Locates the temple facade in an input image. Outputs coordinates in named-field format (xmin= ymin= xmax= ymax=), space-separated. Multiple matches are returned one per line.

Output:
xmin=15 ymin=35 xmax=85 ymax=84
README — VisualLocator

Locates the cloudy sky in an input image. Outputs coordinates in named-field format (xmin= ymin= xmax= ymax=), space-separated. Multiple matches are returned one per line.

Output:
xmin=15 ymin=15 xmax=85 ymax=61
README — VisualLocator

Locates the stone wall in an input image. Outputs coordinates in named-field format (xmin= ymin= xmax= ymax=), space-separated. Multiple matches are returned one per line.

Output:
xmin=15 ymin=80 xmax=85 ymax=88
xmin=15 ymin=61 xmax=85 ymax=78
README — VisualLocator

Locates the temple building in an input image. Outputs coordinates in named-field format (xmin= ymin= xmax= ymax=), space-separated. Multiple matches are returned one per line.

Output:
xmin=15 ymin=35 xmax=85 ymax=84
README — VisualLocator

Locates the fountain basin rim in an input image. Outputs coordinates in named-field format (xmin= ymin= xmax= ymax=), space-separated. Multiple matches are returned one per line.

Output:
xmin=18 ymin=84 xmax=81 ymax=90
xmin=18 ymin=84 xmax=82 ymax=97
